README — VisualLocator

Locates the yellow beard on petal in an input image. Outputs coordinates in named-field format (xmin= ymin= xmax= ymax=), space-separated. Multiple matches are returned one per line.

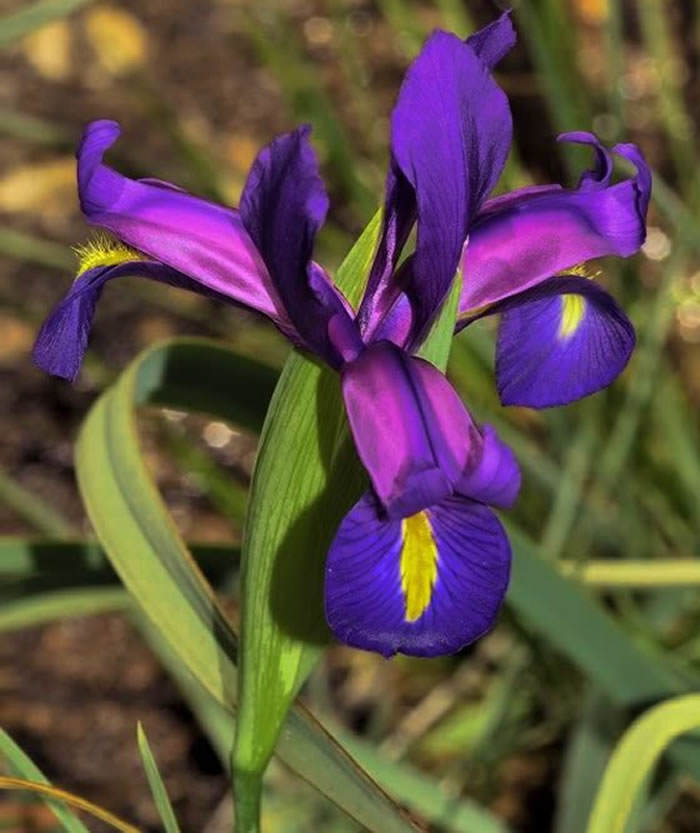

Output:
xmin=400 ymin=511 xmax=439 ymax=622
xmin=74 ymin=234 xmax=143 ymax=276
xmin=558 ymin=293 xmax=586 ymax=339
xmin=562 ymin=262 xmax=598 ymax=279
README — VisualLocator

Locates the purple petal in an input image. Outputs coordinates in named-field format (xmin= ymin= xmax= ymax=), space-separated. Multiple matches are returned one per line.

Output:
xmin=324 ymin=491 xmax=511 ymax=657
xmin=32 ymin=259 xmax=229 ymax=380
xmin=457 ymin=424 xmax=521 ymax=508
xmin=493 ymin=276 xmax=636 ymax=408
xmin=371 ymin=285 xmax=414 ymax=347
xmin=465 ymin=10 xmax=516 ymax=69
xmin=459 ymin=134 xmax=651 ymax=318
xmin=365 ymin=30 xmax=512 ymax=348
xmin=341 ymin=341 xmax=481 ymax=519
xmin=558 ymin=131 xmax=614 ymax=188
xmin=239 ymin=126 xmax=357 ymax=367
xmin=356 ymin=164 xmax=416 ymax=343
xmin=76 ymin=121 xmax=293 ymax=330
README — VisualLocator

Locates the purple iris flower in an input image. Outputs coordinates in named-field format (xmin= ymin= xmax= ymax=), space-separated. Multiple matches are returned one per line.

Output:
xmin=33 ymin=12 xmax=649 ymax=657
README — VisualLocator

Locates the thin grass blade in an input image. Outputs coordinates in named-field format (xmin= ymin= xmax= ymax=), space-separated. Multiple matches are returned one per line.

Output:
xmin=0 ymin=728 xmax=90 ymax=833
xmin=587 ymin=694 xmax=700 ymax=833
xmin=136 ymin=724 xmax=182 ymax=833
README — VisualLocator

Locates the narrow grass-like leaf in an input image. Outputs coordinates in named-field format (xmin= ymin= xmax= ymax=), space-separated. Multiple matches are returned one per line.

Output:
xmin=336 ymin=728 xmax=511 ymax=833
xmin=137 ymin=724 xmax=182 ymax=833
xmin=587 ymin=694 xmax=700 ymax=833
xmin=0 ymin=107 xmax=71 ymax=145
xmin=0 ymin=537 xmax=237 ymax=581
xmin=417 ymin=271 xmax=462 ymax=368
xmin=139 ymin=619 xmax=509 ymax=833
xmin=0 ymin=465 xmax=75 ymax=537
xmin=0 ymin=777 xmax=138 ymax=833
xmin=0 ymin=227 xmax=74 ymax=270
xmin=0 ymin=0 xmax=94 ymax=49
xmin=74 ymin=335 xmax=419 ymax=833
xmin=554 ymin=692 xmax=623 ymax=833
xmin=0 ymin=587 xmax=129 ymax=631
xmin=233 ymin=212 xmax=382 ymax=823
xmin=0 ymin=728 xmax=90 ymax=833
xmin=506 ymin=525 xmax=686 ymax=705
xmin=559 ymin=560 xmax=700 ymax=587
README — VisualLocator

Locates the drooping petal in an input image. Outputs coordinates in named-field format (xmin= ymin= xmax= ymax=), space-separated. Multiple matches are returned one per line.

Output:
xmin=457 ymin=424 xmax=521 ymax=508
xmin=363 ymin=30 xmax=512 ymax=348
xmin=239 ymin=126 xmax=357 ymax=367
xmin=491 ymin=276 xmax=636 ymax=407
xmin=32 ymin=259 xmax=233 ymax=380
xmin=341 ymin=341 xmax=481 ymax=519
xmin=324 ymin=491 xmax=511 ymax=657
xmin=76 ymin=121 xmax=293 ymax=330
xmin=458 ymin=134 xmax=651 ymax=319
xmin=465 ymin=10 xmax=515 ymax=69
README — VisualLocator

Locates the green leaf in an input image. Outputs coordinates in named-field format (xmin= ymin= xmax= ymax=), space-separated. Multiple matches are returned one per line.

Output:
xmin=140 ymin=615 xmax=511 ymax=833
xmin=233 ymin=207 xmax=465 ymax=828
xmin=506 ymin=525 xmax=686 ymax=705
xmin=0 ymin=727 xmax=90 ymax=833
xmin=137 ymin=723 xmax=182 ymax=833
xmin=554 ymin=692 xmax=623 ymax=833
xmin=0 ymin=536 xmax=238 ymax=581
xmin=233 ymin=211 xmax=382 ymax=828
xmin=75 ymin=335 xmax=419 ymax=833
xmin=0 ymin=0 xmax=95 ymax=49
xmin=587 ymin=694 xmax=700 ymax=833
xmin=417 ymin=267 xmax=463 ymax=370
xmin=0 ymin=587 xmax=129 ymax=631
xmin=0 ymin=465 xmax=75 ymax=538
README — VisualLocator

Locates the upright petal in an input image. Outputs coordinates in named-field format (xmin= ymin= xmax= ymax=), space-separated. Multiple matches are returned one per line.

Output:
xmin=465 ymin=10 xmax=516 ymax=69
xmin=324 ymin=491 xmax=511 ymax=657
xmin=341 ymin=341 xmax=481 ymax=519
xmin=76 ymin=121 xmax=291 ymax=329
xmin=32 ymin=259 xmax=232 ymax=380
xmin=366 ymin=30 xmax=512 ymax=348
xmin=459 ymin=135 xmax=651 ymax=318
xmin=239 ymin=125 xmax=358 ymax=367
xmin=492 ymin=276 xmax=636 ymax=407
xmin=356 ymin=163 xmax=416 ymax=343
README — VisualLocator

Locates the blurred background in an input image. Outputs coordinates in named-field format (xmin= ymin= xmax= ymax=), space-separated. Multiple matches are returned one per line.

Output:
xmin=0 ymin=0 xmax=698 ymax=831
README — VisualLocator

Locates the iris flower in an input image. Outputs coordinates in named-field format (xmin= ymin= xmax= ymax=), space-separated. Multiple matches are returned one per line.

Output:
xmin=33 ymin=13 xmax=649 ymax=657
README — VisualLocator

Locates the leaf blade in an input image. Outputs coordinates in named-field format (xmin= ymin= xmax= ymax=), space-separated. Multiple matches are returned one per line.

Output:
xmin=74 ymin=336 xmax=420 ymax=833
xmin=0 ymin=728 xmax=90 ymax=833
xmin=137 ymin=724 xmax=182 ymax=833
xmin=587 ymin=694 xmax=700 ymax=833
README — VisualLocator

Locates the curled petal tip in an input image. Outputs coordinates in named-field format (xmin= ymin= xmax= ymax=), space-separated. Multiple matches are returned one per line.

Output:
xmin=77 ymin=120 xmax=122 ymax=212
xmin=612 ymin=141 xmax=652 ymax=218
xmin=558 ymin=131 xmax=614 ymax=188
xmin=460 ymin=134 xmax=651 ymax=315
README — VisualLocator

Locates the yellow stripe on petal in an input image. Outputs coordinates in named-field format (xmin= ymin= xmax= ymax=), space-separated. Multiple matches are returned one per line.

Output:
xmin=74 ymin=234 xmax=143 ymax=276
xmin=558 ymin=293 xmax=586 ymax=339
xmin=400 ymin=511 xmax=438 ymax=622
